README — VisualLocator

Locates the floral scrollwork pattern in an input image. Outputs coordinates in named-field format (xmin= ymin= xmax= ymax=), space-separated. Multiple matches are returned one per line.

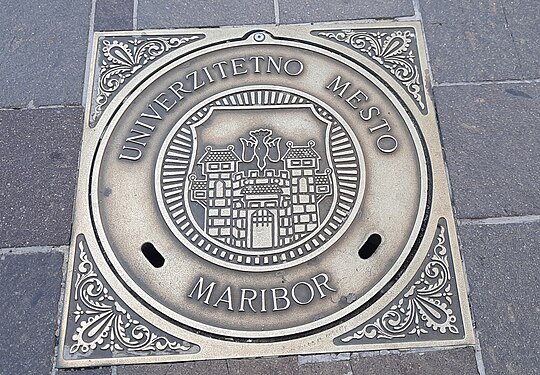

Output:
xmin=92 ymin=35 xmax=202 ymax=122
xmin=317 ymin=29 xmax=427 ymax=114
xmin=69 ymin=236 xmax=196 ymax=355
xmin=341 ymin=223 xmax=460 ymax=343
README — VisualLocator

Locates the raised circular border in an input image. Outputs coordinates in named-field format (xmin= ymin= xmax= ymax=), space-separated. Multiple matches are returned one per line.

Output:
xmin=156 ymin=86 xmax=366 ymax=271
xmin=89 ymin=33 xmax=431 ymax=340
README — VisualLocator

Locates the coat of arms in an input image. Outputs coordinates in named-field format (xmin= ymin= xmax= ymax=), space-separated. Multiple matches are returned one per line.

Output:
xmin=189 ymin=129 xmax=333 ymax=249
xmin=158 ymin=87 xmax=364 ymax=270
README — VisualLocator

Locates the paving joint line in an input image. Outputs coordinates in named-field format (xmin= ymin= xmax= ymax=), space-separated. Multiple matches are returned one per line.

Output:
xmin=50 ymin=248 xmax=69 ymax=375
xmin=349 ymin=362 xmax=356 ymax=375
xmin=410 ymin=0 xmax=423 ymax=22
xmin=395 ymin=15 xmax=420 ymax=21
xmin=273 ymin=0 xmax=280 ymax=25
xmin=298 ymin=353 xmax=351 ymax=365
xmin=500 ymin=0 xmax=524 ymax=75
xmin=408 ymin=0 xmax=438 ymax=115
xmin=435 ymin=78 xmax=540 ymax=87
xmin=0 ymin=103 xmax=82 ymax=111
xmin=82 ymin=0 xmax=97 ymax=108
xmin=133 ymin=0 xmax=139 ymax=30
xmin=350 ymin=345 xmax=474 ymax=360
xmin=474 ymin=331 xmax=487 ymax=375
xmin=284 ymin=16 xmax=418 ymax=27
xmin=225 ymin=359 xmax=232 ymax=375
xmin=458 ymin=215 xmax=540 ymax=226
xmin=0 ymin=245 xmax=67 ymax=256
xmin=455 ymin=254 xmax=483 ymax=375
xmin=163 ymin=363 xmax=174 ymax=375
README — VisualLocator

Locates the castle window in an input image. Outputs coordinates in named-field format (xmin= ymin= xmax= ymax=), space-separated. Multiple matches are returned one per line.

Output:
xmin=291 ymin=160 xmax=301 ymax=166
xmin=215 ymin=180 xmax=224 ymax=198
xmin=302 ymin=159 xmax=313 ymax=166
xmin=209 ymin=163 xmax=220 ymax=170
xmin=299 ymin=177 xmax=308 ymax=193
xmin=317 ymin=186 xmax=329 ymax=193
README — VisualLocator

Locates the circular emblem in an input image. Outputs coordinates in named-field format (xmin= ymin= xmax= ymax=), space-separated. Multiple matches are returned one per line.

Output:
xmin=157 ymin=86 xmax=365 ymax=270
xmin=90 ymin=31 xmax=430 ymax=340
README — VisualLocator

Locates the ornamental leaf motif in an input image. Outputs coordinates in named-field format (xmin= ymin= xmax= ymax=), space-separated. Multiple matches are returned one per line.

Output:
xmin=341 ymin=224 xmax=460 ymax=343
xmin=92 ymin=35 xmax=202 ymax=123
xmin=69 ymin=236 xmax=197 ymax=355
xmin=317 ymin=29 xmax=427 ymax=114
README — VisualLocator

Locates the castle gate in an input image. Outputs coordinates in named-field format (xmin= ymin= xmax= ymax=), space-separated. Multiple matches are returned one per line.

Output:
xmin=250 ymin=209 xmax=275 ymax=249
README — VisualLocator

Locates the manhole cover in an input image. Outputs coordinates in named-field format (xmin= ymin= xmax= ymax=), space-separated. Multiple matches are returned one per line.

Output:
xmin=59 ymin=22 xmax=473 ymax=367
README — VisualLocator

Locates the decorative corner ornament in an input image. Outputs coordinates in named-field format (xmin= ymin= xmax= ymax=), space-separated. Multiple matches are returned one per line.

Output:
xmin=65 ymin=235 xmax=198 ymax=360
xmin=338 ymin=219 xmax=464 ymax=345
xmin=61 ymin=22 xmax=474 ymax=368
xmin=91 ymin=35 xmax=204 ymax=123
xmin=316 ymin=28 xmax=428 ymax=114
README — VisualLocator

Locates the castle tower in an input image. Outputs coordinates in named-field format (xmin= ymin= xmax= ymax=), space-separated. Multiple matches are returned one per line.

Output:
xmin=282 ymin=140 xmax=321 ymax=240
xmin=194 ymin=145 xmax=239 ymax=244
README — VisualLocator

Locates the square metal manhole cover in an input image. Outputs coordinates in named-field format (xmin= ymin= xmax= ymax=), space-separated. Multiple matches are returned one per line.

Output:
xmin=59 ymin=22 xmax=474 ymax=368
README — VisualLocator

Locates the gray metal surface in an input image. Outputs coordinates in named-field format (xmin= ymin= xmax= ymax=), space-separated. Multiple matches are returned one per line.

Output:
xmin=58 ymin=22 xmax=473 ymax=368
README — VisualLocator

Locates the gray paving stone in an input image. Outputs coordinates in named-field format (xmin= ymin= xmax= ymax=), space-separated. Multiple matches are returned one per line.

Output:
xmin=503 ymin=0 xmax=540 ymax=79
xmin=118 ymin=360 xmax=227 ymax=375
xmin=350 ymin=348 xmax=478 ymax=374
xmin=420 ymin=0 xmax=521 ymax=83
xmin=0 ymin=1 xmax=91 ymax=108
xmin=459 ymin=222 xmax=540 ymax=375
xmin=434 ymin=83 xmax=540 ymax=219
xmin=228 ymin=356 xmax=299 ymax=375
xmin=279 ymin=0 xmax=414 ymax=23
xmin=95 ymin=0 xmax=134 ymax=32
xmin=57 ymin=367 xmax=112 ymax=375
xmin=298 ymin=358 xmax=352 ymax=375
xmin=0 ymin=107 xmax=84 ymax=248
xmin=0 ymin=252 xmax=63 ymax=375
xmin=137 ymin=0 xmax=275 ymax=29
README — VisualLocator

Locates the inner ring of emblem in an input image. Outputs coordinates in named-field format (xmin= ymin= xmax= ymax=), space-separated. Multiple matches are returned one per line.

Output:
xmin=156 ymin=86 xmax=366 ymax=270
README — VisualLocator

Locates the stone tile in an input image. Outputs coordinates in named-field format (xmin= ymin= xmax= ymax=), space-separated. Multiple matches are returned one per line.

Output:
xmin=95 ymin=0 xmax=134 ymax=32
xmin=118 ymin=360 xmax=227 ymax=375
xmin=0 ymin=107 xmax=84 ymax=248
xmin=0 ymin=252 xmax=64 ymax=375
xmin=434 ymin=83 xmax=540 ymax=218
xmin=279 ymin=0 xmax=414 ymax=23
xmin=0 ymin=1 xmax=91 ymax=107
xmin=137 ymin=0 xmax=274 ymax=29
xmin=57 ymin=367 xmax=112 ymax=375
xmin=420 ymin=0 xmax=521 ymax=82
xmin=459 ymin=222 xmax=540 ymax=375
xmin=503 ymin=0 xmax=540 ymax=79
xmin=350 ymin=348 xmax=478 ymax=374
xmin=298 ymin=358 xmax=353 ymax=375
xmin=228 ymin=356 xmax=299 ymax=375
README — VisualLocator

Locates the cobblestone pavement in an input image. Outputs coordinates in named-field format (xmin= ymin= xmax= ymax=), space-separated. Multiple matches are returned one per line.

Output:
xmin=1 ymin=0 xmax=538 ymax=374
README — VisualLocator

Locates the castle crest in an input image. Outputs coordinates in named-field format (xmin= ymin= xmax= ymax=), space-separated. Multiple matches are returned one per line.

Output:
xmin=189 ymin=129 xmax=333 ymax=250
